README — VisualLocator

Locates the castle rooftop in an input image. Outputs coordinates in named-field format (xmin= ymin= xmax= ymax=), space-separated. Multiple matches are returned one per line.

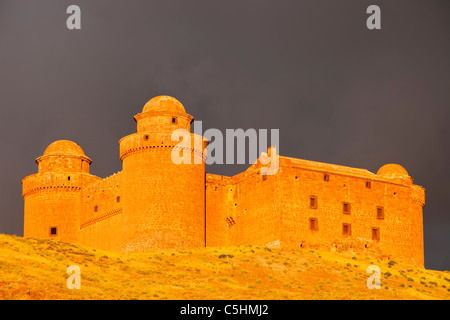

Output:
xmin=43 ymin=140 xmax=86 ymax=157
xmin=377 ymin=163 xmax=410 ymax=178
xmin=142 ymin=96 xmax=186 ymax=114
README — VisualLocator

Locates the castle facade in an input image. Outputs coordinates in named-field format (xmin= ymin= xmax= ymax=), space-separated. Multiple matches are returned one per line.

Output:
xmin=22 ymin=96 xmax=426 ymax=265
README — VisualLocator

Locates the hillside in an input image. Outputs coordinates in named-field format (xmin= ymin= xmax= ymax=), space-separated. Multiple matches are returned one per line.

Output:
xmin=0 ymin=234 xmax=448 ymax=300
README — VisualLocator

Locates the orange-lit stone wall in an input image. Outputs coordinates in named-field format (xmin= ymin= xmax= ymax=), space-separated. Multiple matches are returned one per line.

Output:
xmin=37 ymin=155 xmax=90 ymax=174
xmin=22 ymin=96 xmax=425 ymax=266
xmin=23 ymin=171 xmax=100 ymax=243
xmin=276 ymin=158 xmax=425 ymax=266
xmin=206 ymin=170 xmax=281 ymax=248
xmin=118 ymin=131 xmax=207 ymax=252
xmin=79 ymin=172 xmax=123 ymax=251
xmin=206 ymin=155 xmax=425 ymax=266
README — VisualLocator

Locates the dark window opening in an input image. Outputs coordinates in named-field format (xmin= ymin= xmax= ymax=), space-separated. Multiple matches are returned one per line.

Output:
xmin=372 ymin=227 xmax=380 ymax=241
xmin=68 ymin=176 xmax=71 ymax=181
xmin=377 ymin=206 xmax=384 ymax=219
xmin=49 ymin=227 xmax=57 ymax=236
xmin=309 ymin=218 xmax=318 ymax=231
xmin=366 ymin=181 xmax=371 ymax=188
xmin=343 ymin=202 xmax=351 ymax=214
xmin=310 ymin=196 xmax=318 ymax=209
xmin=144 ymin=135 xmax=149 ymax=140
xmin=116 ymin=196 xmax=120 ymax=203
xmin=172 ymin=117 xmax=177 ymax=124
xmin=343 ymin=223 xmax=351 ymax=236
xmin=94 ymin=205 xmax=98 ymax=212
xmin=324 ymin=174 xmax=330 ymax=181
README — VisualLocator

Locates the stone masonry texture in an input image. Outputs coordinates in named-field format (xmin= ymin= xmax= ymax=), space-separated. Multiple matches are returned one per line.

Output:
xmin=22 ymin=96 xmax=426 ymax=266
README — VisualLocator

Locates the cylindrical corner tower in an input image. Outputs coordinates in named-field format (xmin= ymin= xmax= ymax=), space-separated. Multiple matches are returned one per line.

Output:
xmin=376 ymin=163 xmax=425 ymax=266
xmin=119 ymin=96 xmax=208 ymax=251
xmin=22 ymin=140 xmax=99 ymax=243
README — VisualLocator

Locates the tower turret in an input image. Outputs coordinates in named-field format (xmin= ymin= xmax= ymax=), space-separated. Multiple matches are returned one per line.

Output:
xmin=376 ymin=163 xmax=425 ymax=265
xmin=119 ymin=96 xmax=208 ymax=251
xmin=36 ymin=140 xmax=92 ymax=173
xmin=22 ymin=140 xmax=100 ymax=243
xmin=377 ymin=163 xmax=413 ymax=185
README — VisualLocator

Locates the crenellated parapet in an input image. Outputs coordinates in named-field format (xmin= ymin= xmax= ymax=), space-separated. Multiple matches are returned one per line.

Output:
xmin=83 ymin=171 xmax=122 ymax=196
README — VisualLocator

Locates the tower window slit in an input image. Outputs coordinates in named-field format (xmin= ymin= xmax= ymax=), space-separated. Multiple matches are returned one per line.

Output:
xmin=372 ymin=227 xmax=380 ymax=241
xmin=343 ymin=202 xmax=351 ymax=214
xmin=310 ymin=196 xmax=318 ymax=209
xmin=377 ymin=206 xmax=384 ymax=219
xmin=309 ymin=218 xmax=318 ymax=231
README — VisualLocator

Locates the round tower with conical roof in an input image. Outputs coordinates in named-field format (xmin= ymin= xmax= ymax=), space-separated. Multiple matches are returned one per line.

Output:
xmin=22 ymin=140 xmax=100 ymax=243
xmin=119 ymin=96 xmax=208 ymax=251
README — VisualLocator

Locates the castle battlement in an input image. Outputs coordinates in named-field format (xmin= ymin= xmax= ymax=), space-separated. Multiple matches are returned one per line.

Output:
xmin=22 ymin=96 xmax=426 ymax=266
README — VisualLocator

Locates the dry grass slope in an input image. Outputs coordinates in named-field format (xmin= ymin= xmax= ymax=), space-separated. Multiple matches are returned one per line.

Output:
xmin=0 ymin=234 xmax=448 ymax=300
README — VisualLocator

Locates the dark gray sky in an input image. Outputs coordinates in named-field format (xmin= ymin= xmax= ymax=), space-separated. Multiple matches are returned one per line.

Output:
xmin=0 ymin=0 xmax=449 ymax=270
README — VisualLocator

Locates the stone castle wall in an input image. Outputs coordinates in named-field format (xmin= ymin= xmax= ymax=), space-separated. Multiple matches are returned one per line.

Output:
xmin=206 ymin=155 xmax=425 ymax=265
xmin=22 ymin=171 xmax=100 ymax=243
xmin=79 ymin=172 xmax=123 ymax=251
xmin=22 ymin=96 xmax=426 ymax=266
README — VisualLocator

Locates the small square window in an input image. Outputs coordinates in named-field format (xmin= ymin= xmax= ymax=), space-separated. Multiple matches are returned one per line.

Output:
xmin=366 ymin=181 xmax=371 ymax=189
xmin=310 ymin=196 xmax=318 ymax=209
xmin=49 ymin=227 xmax=57 ymax=236
xmin=67 ymin=176 xmax=71 ymax=181
xmin=309 ymin=218 xmax=318 ymax=231
xmin=171 ymin=117 xmax=178 ymax=124
xmin=343 ymin=202 xmax=351 ymax=214
xmin=343 ymin=223 xmax=351 ymax=236
xmin=324 ymin=174 xmax=330 ymax=181
xmin=94 ymin=205 xmax=98 ymax=212
xmin=144 ymin=135 xmax=149 ymax=141
xmin=377 ymin=206 xmax=384 ymax=219
xmin=372 ymin=227 xmax=380 ymax=241
xmin=116 ymin=196 xmax=121 ymax=203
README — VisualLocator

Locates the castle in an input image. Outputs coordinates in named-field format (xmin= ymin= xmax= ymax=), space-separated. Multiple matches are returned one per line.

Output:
xmin=22 ymin=96 xmax=426 ymax=266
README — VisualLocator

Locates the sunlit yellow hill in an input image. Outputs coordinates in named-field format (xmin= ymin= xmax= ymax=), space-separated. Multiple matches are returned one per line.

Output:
xmin=0 ymin=234 xmax=448 ymax=300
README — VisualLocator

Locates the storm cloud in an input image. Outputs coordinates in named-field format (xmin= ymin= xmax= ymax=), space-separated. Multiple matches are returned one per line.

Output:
xmin=0 ymin=0 xmax=449 ymax=270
